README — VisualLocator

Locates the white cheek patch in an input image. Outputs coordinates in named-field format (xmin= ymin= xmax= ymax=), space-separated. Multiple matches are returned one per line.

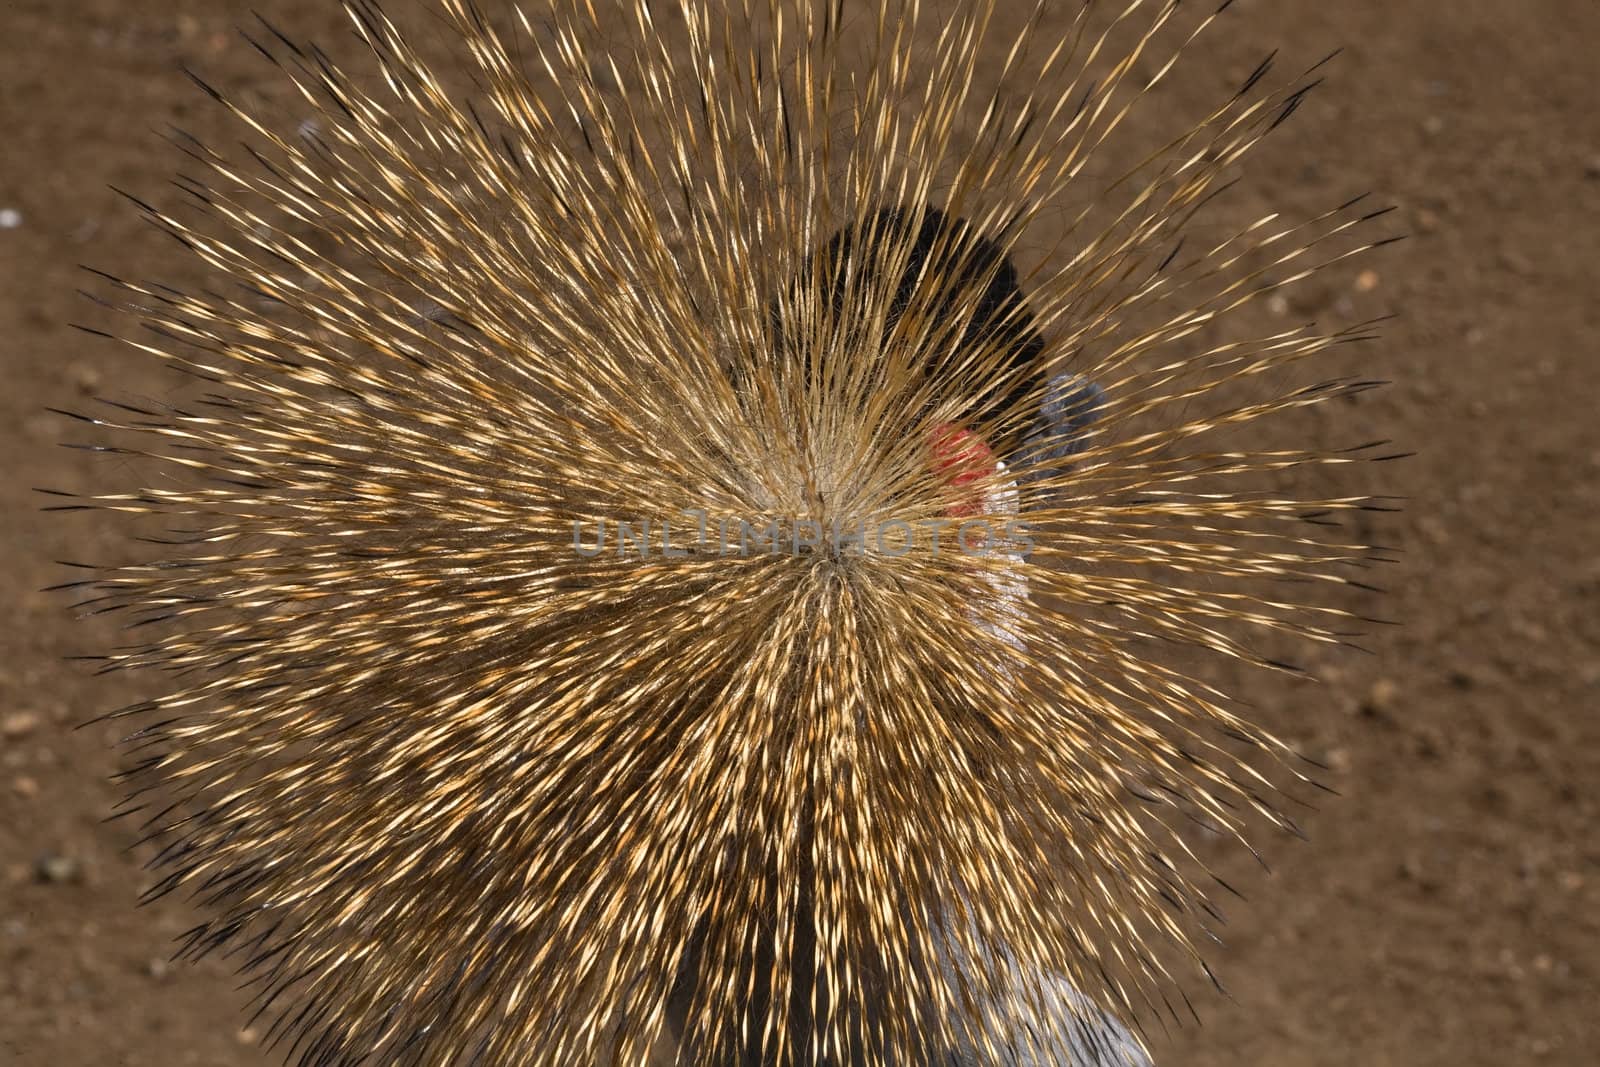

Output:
xmin=966 ymin=457 xmax=1028 ymax=655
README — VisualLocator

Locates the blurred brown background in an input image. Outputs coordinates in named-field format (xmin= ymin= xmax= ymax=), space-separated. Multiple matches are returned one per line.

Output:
xmin=2 ymin=1 xmax=1597 ymax=1064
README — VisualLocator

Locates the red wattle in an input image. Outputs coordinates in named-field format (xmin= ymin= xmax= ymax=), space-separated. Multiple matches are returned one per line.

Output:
xmin=929 ymin=423 xmax=994 ymax=518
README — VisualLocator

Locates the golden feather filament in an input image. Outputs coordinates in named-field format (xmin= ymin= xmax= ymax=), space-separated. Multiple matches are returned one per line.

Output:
xmin=51 ymin=0 xmax=1398 ymax=1063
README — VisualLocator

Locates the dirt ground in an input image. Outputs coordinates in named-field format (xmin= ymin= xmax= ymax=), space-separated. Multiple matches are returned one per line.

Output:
xmin=2 ymin=1 xmax=1597 ymax=1064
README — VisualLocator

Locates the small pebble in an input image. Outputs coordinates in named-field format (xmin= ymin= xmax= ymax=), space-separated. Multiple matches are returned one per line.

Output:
xmin=1362 ymin=678 xmax=1399 ymax=717
xmin=11 ymin=776 xmax=38 ymax=799
xmin=1355 ymin=269 xmax=1380 ymax=293
xmin=0 ymin=208 xmax=21 ymax=229
xmin=68 ymin=361 xmax=102 ymax=394
xmin=1 ymin=712 xmax=40 ymax=739
xmin=35 ymin=854 xmax=83 ymax=885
